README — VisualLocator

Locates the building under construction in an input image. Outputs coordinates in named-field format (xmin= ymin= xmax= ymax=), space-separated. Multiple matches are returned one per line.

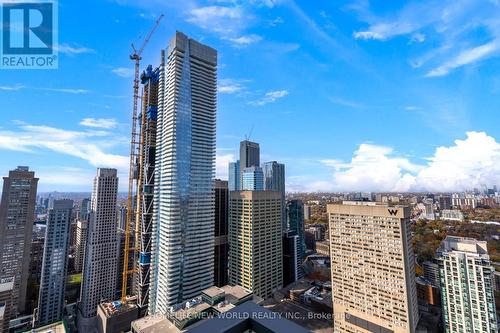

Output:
xmin=135 ymin=64 xmax=159 ymax=315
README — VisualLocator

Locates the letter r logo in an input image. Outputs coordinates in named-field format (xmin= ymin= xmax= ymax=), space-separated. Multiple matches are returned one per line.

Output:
xmin=2 ymin=2 xmax=53 ymax=55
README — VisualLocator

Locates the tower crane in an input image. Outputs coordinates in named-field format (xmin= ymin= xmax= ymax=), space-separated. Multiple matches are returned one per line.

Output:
xmin=122 ymin=14 xmax=164 ymax=303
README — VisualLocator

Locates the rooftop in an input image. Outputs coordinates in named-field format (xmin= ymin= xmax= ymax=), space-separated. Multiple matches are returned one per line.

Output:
xmin=98 ymin=297 xmax=138 ymax=318
xmin=32 ymin=321 xmax=67 ymax=332
xmin=438 ymin=236 xmax=489 ymax=256
xmin=131 ymin=315 xmax=177 ymax=333
xmin=220 ymin=285 xmax=253 ymax=304
xmin=202 ymin=286 xmax=225 ymax=298
xmin=187 ymin=301 xmax=311 ymax=333
xmin=171 ymin=301 xmax=211 ymax=322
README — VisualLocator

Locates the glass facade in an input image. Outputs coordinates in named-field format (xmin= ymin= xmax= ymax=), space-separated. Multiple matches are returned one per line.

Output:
xmin=263 ymin=161 xmax=286 ymax=229
xmin=228 ymin=160 xmax=240 ymax=191
xmin=286 ymin=199 xmax=305 ymax=279
xmin=150 ymin=32 xmax=217 ymax=313
xmin=242 ymin=166 xmax=264 ymax=191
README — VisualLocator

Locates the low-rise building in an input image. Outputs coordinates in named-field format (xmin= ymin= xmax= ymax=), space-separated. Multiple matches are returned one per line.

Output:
xmin=440 ymin=209 xmax=464 ymax=221
xmin=315 ymin=240 xmax=329 ymax=256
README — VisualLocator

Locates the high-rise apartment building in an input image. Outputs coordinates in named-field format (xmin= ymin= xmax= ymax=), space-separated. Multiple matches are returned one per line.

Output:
xmin=303 ymin=204 xmax=312 ymax=221
xmin=150 ymin=31 xmax=217 ymax=313
xmin=135 ymin=64 xmax=160 ymax=314
xmin=79 ymin=168 xmax=119 ymax=328
xmin=438 ymin=195 xmax=452 ymax=210
xmin=0 ymin=166 xmax=38 ymax=317
xmin=263 ymin=161 xmax=285 ymax=229
xmin=228 ymin=160 xmax=240 ymax=191
xmin=437 ymin=236 xmax=498 ymax=333
xmin=74 ymin=220 xmax=88 ymax=273
xmin=286 ymin=200 xmax=305 ymax=279
xmin=36 ymin=199 xmax=73 ymax=326
xmin=29 ymin=238 xmax=45 ymax=282
xmin=228 ymin=191 xmax=282 ymax=299
xmin=328 ymin=202 xmax=419 ymax=333
xmin=241 ymin=166 xmax=264 ymax=191
xmin=239 ymin=140 xmax=260 ymax=185
xmin=214 ymin=180 xmax=228 ymax=287
xmin=79 ymin=198 xmax=91 ymax=221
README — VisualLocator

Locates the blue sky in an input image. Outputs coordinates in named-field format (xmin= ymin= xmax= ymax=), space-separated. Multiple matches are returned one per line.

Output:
xmin=1 ymin=0 xmax=500 ymax=192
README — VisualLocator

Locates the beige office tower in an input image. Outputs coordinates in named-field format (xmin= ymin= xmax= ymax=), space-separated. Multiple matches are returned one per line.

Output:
xmin=228 ymin=191 xmax=282 ymax=299
xmin=328 ymin=202 xmax=419 ymax=333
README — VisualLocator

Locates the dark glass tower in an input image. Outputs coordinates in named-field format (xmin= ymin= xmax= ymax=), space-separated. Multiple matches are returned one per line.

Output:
xmin=214 ymin=180 xmax=228 ymax=287
xmin=287 ymin=200 xmax=305 ymax=279
xmin=239 ymin=140 xmax=260 ymax=186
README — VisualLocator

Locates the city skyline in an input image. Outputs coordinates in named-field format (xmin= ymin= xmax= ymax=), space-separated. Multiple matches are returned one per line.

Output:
xmin=1 ymin=2 xmax=500 ymax=332
xmin=1 ymin=1 xmax=500 ymax=193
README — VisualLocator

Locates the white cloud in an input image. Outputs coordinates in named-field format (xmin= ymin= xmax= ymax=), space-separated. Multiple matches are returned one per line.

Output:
xmin=80 ymin=118 xmax=117 ymax=129
xmin=187 ymin=5 xmax=245 ymax=34
xmin=216 ymin=153 xmax=235 ymax=179
xmin=0 ymin=85 xmax=89 ymax=94
xmin=415 ymin=132 xmax=500 ymax=191
xmin=0 ymin=124 xmax=128 ymax=171
xmin=425 ymin=41 xmax=500 ymax=77
xmin=111 ymin=67 xmax=134 ymax=78
xmin=320 ymin=131 xmax=500 ymax=192
xmin=330 ymin=97 xmax=364 ymax=108
xmin=0 ymin=84 xmax=24 ymax=91
xmin=56 ymin=43 xmax=95 ymax=55
xmin=218 ymin=79 xmax=244 ymax=94
xmin=223 ymin=34 xmax=262 ymax=46
xmin=37 ymin=87 xmax=90 ymax=94
xmin=249 ymin=90 xmax=289 ymax=106
xmin=353 ymin=31 xmax=385 ymax=40
xmin=325 ymin=144 xmax=420 ymax=192
xmin=352 ymin=0 xmax=500 ymax=76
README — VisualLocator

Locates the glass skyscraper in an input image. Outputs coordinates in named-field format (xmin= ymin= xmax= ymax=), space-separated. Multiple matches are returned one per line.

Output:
xmin=242 ymin=166 xmax=264 ymax=191
xmin=263 ymin=161 xmax=285 ymax=229
xmin=239 ymin=140 xmax=260 ymax=186
xmin=286 ymin=200 xmax=305 ymax=279
xmin=228 ymin=160 xmax=240 ymax=191
xmin=150 ymin=32 xmax=217 ymax=313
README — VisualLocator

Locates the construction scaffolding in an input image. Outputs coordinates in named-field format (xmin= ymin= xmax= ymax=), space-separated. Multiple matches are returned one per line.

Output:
xmin=134 ymin=64 xmax=159 ymax=315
